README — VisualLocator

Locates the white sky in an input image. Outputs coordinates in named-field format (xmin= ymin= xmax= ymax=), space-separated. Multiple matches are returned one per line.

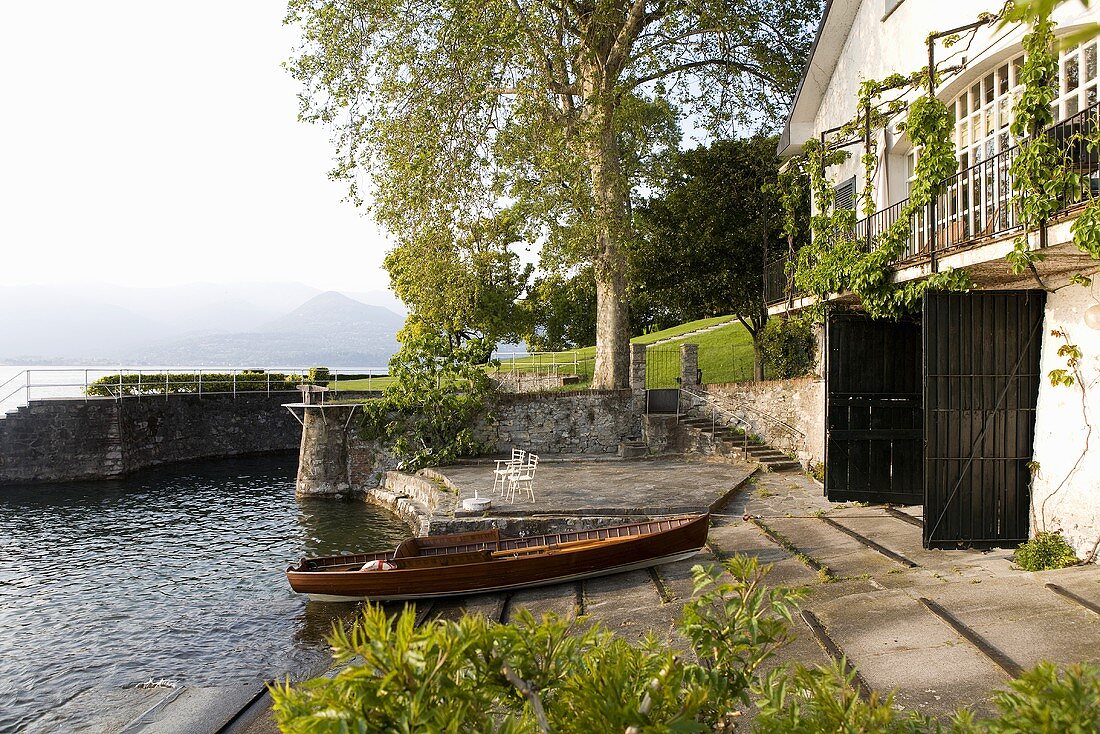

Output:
xmin=0 ymin=2 xmax=393 ymax=293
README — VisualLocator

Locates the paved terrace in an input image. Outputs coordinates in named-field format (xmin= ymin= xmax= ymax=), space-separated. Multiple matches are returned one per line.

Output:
xmin=444 ymin=456 xmax=757 ymax=516
xmin=109 ymin=456 xmax=1099 ymax=732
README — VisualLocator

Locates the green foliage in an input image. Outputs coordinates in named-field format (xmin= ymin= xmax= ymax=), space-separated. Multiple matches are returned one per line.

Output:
xmin=753 ymin=661 xmax=935 ymax=733
xmin=632 ymin=136 xmax=787 ymax=340
xmin=520 ymin=267 xmax=597 ymax=353
xmin=360 ymin=332 xmax=494 ymax=471
xmin=959 ymin=662 xmax=1100 ymax=732
xmin=306 ymin=366 xmax=330 ymax=383
xmin=271 ymin=554 xmax=802 ymax=733
xmin=85 ymin=371 xmax=301 ymax=397
xmin=1013 ymin=531 xmax=1080 ymax=570
xmin=759 ymin=317 xmax=816 ymax=379
xmin=285 ymin=0 xmax=819 ymax=387
xmin=386 ymin=210 xmax=533 ymax=348
xmin=1007 ymin=11 xmax=1079 ymax=279
xmin=790 ymin=43 xmax=975 ymax=322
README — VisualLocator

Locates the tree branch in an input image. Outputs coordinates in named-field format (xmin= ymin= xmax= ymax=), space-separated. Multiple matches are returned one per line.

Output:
xmin=627 ymin=57 xmax=778 ymax=91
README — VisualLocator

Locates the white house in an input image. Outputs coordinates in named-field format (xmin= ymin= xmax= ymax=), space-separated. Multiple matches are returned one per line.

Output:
xmin=769 ymin=0 xmax=1100 ymax=561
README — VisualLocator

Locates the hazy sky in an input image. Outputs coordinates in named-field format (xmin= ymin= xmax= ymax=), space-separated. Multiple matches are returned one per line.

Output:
xmin=0 ymin=2 xmax=393 ymax=293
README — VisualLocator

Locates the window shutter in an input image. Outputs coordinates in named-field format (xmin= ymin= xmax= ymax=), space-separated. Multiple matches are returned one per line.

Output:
xmin=834 ymin=177 xmax=856 ymax=211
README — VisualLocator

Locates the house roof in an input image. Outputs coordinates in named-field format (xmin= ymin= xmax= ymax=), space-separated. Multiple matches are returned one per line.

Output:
xmin=778 ymin=0 xmax=862 ymax=157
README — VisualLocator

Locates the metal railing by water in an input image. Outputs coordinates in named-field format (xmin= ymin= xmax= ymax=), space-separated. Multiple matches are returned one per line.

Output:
xmin=0 ymin=367 xmax=389 ymax=417
xmin=764 ymin=101 xmax=1100 ymax=306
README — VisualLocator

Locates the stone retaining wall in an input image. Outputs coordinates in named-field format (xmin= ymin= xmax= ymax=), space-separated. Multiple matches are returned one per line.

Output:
xmin=0 ymin=393 xmax=301 ymax=485
xmin=476 ymin=390 xmax=641 ymax=456
xmin=704 ymin=377 xmax=825 ymax=469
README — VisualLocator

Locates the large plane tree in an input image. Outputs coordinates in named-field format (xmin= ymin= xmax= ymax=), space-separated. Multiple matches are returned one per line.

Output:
xmin=286 ymin=0 xmax=818 ymax=388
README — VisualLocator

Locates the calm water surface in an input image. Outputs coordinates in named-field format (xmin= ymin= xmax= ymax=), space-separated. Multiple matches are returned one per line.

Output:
xmin=0 ymin=454 xmax=411 ymax=732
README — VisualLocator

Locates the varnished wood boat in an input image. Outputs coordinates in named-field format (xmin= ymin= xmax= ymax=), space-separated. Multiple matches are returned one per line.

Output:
xmin=286 ymin=514 xmax=710 ymax=601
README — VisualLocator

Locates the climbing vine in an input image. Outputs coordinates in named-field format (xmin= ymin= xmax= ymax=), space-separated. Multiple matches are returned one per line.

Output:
xmin=1006 ymin=13 xmax=1080 ymax=281
xmin=781 ymin=66 xmax=973 ymax=321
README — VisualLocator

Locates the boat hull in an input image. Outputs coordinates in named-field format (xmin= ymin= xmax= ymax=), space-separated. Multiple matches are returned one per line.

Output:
xmin=302 ymin=548 xmax=702 ymax=602
xmin=287 ymin=514 xmax=709 ymax=602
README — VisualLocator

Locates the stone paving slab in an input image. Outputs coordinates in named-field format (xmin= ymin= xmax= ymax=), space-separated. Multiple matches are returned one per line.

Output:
xmin=441 ymin=457 xmax=755 ymax=516
xmin=705 ymin=519 xmax=819 ymax=587
xmin=724 ymin=470 xmax=841 ymax=518
xmin=764 ymin=517 xmax=901 ymax=580
xmin=812 ymin=587 xmax=1006 ymax=717
xmin=823 ymin=512 xmax=995 ymax=579
xmin=924 ymin=575 xmax=1100 ymax=670
xmin=507 ymin=581 xmax=578 ymax=622
xmin=582 ymin=569 xmax=671 ymax=644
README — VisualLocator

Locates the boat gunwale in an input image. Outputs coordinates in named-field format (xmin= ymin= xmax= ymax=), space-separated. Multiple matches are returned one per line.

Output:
xmin=289 ymin=514 xmax=707 ymax=574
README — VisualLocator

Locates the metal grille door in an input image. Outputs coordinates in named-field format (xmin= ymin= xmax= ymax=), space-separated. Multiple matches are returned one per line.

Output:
xmin=826 ymin=314 xmax=924 ymax=504
xmin=644 ymin=346 xmax=680 ymax=414
xmin=923 ymin=290 xmax=1045 ymax=549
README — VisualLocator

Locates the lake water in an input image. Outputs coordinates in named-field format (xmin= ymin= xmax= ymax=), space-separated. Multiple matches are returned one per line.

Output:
xmin=0 ymin=454 xmax=411 ymax=732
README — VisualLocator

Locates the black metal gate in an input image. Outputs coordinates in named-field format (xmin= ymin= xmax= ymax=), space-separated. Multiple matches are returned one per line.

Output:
xmin=645 ymin=346 xmax=680 ymax=413
xmin=826 ymin=314 xmax=924 ymax=504
xmin=923 ymin=290 xmax=1045 ymax=549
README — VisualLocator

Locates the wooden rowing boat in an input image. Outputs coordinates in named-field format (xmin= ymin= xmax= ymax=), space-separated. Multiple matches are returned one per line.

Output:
xmin=286 ymin=514 xmax=710 ymax=601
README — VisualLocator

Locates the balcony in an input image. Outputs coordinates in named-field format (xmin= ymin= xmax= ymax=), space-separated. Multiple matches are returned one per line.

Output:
xmin=765 ymin=102 xmax=1100 ymax=307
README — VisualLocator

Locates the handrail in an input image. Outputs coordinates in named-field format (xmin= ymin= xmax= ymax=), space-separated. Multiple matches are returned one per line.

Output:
xmin=681 ymin=384 xmax=806 ymax=443
xmin=680 ymin=387 xmax=754 ymax=454
xmin=765 ymin=100 xmax=1100 ymax=306
xmin=0 ymin=367 xmax=389 ymax=417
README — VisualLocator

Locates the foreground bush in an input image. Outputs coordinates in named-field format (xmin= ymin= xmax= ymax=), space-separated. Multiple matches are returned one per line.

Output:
xmin=271 ymin=555 xmax=1100 ymax=733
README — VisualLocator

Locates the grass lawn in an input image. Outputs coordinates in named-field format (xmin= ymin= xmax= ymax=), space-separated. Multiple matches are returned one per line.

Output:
xmin=332 ymin=314 xmax=757 ymax=392
xmin=496 ymin=315 xmax=755 ymax=388
xmin=644 ymin=321 xmax=755 ymax=388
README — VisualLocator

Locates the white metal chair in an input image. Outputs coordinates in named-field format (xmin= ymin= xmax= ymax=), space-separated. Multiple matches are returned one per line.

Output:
xmin=507 ymin=453 xmax=539 ymax=503
xmin=493 ymin=448 xmax=526 ymax=496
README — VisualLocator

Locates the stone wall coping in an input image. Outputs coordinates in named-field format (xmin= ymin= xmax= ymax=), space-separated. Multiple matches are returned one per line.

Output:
xmin=704 ymin=376 xmax=822 ymax=390
xmin=490 ymin=389 xmax=633 ymax=403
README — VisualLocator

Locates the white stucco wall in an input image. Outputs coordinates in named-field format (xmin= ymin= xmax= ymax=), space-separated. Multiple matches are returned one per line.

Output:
xmin=794 ymin=0 xmax=1097 ymax=210
xmin=1031 ymin=283 xmax=1100 ymax=563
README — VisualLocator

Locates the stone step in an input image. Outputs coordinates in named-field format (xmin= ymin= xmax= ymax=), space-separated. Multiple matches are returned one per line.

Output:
xmin=618 ymin=440 xmax=648 ymax=458
xmin=761 ymin=460 xmax=801 ymax=471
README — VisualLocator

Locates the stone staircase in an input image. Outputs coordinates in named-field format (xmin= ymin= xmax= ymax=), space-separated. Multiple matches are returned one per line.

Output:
xmin=677 ymin=415 xmax=800 ymax=471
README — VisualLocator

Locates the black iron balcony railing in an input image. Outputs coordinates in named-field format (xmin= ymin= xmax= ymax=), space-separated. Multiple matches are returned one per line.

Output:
xmin=765 ymin=101 xmax=1100 ymax=306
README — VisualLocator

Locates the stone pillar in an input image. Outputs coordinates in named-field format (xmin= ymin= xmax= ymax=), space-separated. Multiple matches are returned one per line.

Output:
xmin=629 ymin=343 xmax=647 ymax=393
xmin=680 ymin=343 xmax=700 ymax=388
xmin=296 ymin=405 xmax=355 ymax=497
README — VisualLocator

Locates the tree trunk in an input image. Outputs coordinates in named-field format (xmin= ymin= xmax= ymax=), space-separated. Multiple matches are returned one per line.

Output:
xmin=586 ymin=103 xmax=632 ymax=390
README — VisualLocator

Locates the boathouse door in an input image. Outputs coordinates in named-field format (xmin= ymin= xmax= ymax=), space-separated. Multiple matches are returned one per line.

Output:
xmin=825 ymin=313 xmax=924 ymax=505
xmin=922 ymin=290 xmax=1046 ymax=549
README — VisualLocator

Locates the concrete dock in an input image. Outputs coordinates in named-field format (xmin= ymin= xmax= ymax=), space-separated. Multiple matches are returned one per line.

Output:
xmin=63 ymin=457 xmax=1100 ymax=731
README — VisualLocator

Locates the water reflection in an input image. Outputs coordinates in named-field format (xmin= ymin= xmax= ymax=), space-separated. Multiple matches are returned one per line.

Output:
xmin=0 ymin=454 xmax=410 ymax=732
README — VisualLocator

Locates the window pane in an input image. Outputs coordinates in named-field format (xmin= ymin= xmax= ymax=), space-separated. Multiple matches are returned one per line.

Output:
xmin=999 ymin=65 xmax=1010 ymax=95
xmin=1068 ymin=96 xmax=1079 ymax=116
xmin=1089 ymin=85 xmax=1098 ymax=107
xmin=984 ymin=74 xmax=995 ymax=103
xmin=970 ymin=83 xmax=980 ymax=112
xmin=1086 ymin=43 xmax=1097 ymax=82
xmin=1067 ymin=54 xmax=1080 ymax=91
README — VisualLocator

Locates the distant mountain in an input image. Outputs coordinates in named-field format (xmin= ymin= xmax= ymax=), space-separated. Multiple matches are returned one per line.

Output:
xmin=0 ymin=283 xmax=407 ymax=367
xmin=260 ymin=291 xmax=405 ymax=334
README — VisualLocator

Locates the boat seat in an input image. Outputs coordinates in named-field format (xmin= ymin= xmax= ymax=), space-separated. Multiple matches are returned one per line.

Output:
xmin=394 ymin=549 xmax=494 ymax=569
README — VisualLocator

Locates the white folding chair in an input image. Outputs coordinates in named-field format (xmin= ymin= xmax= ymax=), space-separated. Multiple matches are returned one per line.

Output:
xmin=493 ymin=448 xmax=526 ymax=496
xmin=508 ymin=453 xmax=538 ymax=503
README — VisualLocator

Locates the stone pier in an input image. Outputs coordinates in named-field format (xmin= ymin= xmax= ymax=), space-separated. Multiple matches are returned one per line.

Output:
xmin=294 ymin=404 xmax=358 ymax=497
